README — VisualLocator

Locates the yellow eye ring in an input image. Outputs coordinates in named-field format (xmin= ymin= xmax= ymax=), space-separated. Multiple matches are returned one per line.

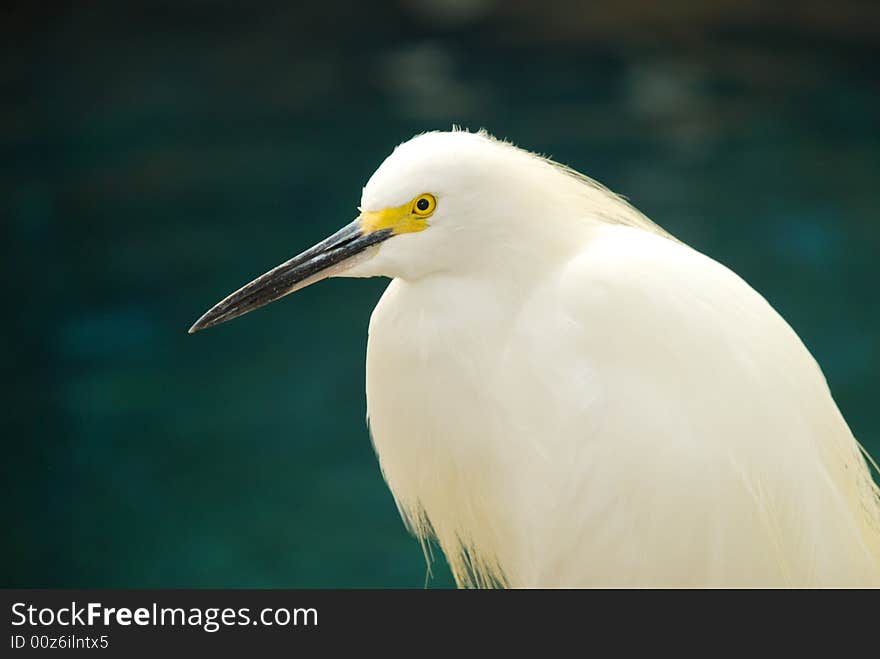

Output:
xmin=412 ymin=193 xmax=437 ymax=217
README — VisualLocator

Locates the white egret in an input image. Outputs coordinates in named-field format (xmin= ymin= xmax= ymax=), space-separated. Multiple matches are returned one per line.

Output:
xmin=190 ymin=129 xmax=880 ymax=587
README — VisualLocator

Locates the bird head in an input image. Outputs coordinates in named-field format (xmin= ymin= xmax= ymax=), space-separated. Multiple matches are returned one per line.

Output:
xmin=189 ymin=129 xmax=660 ymax=333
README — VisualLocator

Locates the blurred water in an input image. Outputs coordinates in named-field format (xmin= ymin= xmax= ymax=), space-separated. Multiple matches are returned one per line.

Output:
xmin=3 ymin=1 xmax=879 ymax=587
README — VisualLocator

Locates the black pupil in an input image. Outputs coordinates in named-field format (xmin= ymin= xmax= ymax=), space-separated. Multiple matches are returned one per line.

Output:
xmin=416 ymin=198 xmax=430 ymax=211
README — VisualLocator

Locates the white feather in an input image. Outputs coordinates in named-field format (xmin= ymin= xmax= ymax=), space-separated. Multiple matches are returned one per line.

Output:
xmin=354 ymin=130 xmax=880 ymax=587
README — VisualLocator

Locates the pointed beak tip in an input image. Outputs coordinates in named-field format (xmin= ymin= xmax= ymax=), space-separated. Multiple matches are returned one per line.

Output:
xmin=188 ymin=314 xmax=212 ymax=335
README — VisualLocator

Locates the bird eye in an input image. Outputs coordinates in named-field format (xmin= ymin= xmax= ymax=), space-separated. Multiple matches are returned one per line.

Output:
xmin=412 ymin=194 xmax=436 ymax=216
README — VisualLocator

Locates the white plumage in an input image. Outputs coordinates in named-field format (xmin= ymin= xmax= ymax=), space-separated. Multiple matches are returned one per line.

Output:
xmin=192 ymin=129 xmax=880 ymax=587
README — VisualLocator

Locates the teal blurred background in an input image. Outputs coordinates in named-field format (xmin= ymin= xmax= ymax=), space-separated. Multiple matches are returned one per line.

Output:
xmin=3 ymin=1 xmax=878 ymax=587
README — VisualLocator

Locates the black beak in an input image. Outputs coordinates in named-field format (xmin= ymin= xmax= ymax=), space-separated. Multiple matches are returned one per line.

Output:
xmin=188 ymin=219 xmax=392 ymax=333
